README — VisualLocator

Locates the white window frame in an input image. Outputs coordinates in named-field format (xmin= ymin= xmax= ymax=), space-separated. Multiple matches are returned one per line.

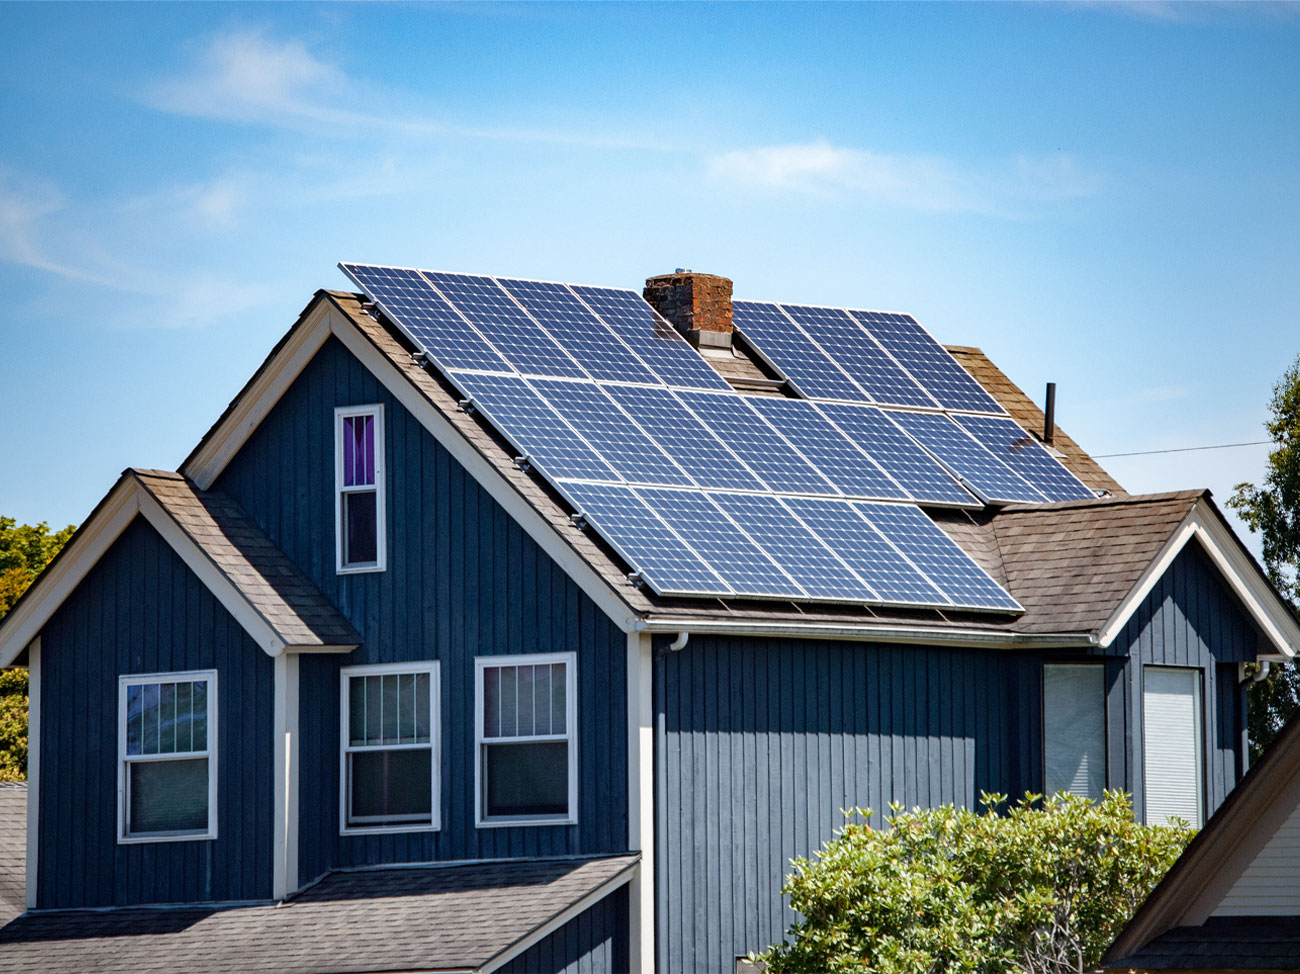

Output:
xmin=335 ymin=404 xmax=387 ymax=574
xmin=475 ymin=652 xmax=578 ymax=828
xmin=117 ymin=669 xmax=218 ymax=844
xmin=339 ymin=660 xmax=440 ymax=836
xmin=1143 ymin=664 xmax=1205 ymax=828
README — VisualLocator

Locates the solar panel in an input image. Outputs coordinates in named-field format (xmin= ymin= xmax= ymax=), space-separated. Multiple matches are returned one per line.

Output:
xmin=497 ymin=278 xmax=659 ymax=385
xmin=529 ymin=379 xmax=693 ymax=487
xmin=815 ymin=403 xmax=978 ymax=506
xmin=448 ymin=371 xmax=617 ymax=482
xmin=853 ymin=501 xmax=1022 ymax=610
xmin=782 ymin=304 xmax=937 ymax=409
xmin=732 ymin=301 xmax=868 ymax=402
xmin=601 ymin=384 xmax=764 ymax=491
xmin=890 ymin=411 xmax=1048 ymax=504
xmin=557 ymin=481 xmax=728 ymax=596
xmin=746 ymin=397 xmax=906 ymax=501
xmin=637 ymin=487 xmax=804 ymax=598
xmin=952 ymin=414 xmax=1094 ymax=502
xmin=848 ymin=310 xmax=1004 ymax=414
xmin=569 ymin=285 xmax=731 ymax=391
xmin=676 ymin=390 xmax=836 ymax=496
xmin=339 ymin=264 xmax=513 ymax=374
xmin=710 ymin=492 xmax=875 ymax=601
xmin=780 ymin=497 xmax=949 ymax=607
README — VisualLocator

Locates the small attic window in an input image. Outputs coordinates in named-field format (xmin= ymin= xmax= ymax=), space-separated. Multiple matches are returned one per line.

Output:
xmin=335 ymin=405 xmax=386 ymax=573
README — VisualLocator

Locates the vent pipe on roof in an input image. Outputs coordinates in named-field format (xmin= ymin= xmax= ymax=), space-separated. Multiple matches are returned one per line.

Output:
xmin=1043 ymin=382 xmax=1057 ymax=445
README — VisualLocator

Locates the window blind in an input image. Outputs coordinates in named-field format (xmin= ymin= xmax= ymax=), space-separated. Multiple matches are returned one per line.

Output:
xmin=1143 ymin=667 xmax=1203 ymax=827
xmin=1043 ymin=664 xmax=1105 ymax=799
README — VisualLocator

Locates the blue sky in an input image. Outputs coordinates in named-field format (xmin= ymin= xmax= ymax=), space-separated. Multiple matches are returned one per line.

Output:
xmin=2 ymin=2 xmax=1298 ymax=558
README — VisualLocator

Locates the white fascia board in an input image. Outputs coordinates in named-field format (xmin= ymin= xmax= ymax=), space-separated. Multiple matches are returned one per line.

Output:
xmin=635 ymin=617 xmax=1097 ymax=650
xmin=0 ymin=480 xmax=140 ymax=667
xmin=1098 ymin=502 xmax=1300 ymax=657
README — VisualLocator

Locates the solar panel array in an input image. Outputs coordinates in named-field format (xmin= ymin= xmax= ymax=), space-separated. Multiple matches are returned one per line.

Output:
xmin=339 ymin=262 xmax=1088 ymax=611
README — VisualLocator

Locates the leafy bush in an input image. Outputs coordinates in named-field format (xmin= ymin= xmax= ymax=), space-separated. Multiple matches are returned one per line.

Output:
xmin=756 ymin=792 xmax=1193 ymax=974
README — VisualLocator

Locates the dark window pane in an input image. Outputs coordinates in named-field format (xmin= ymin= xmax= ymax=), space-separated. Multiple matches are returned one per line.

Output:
xmin=535 ymin=665 xmax=551 ymax=736
xmin=364 ymin=675 xmax=382 ymax=746
xmin=349 ymin=749 xmax=432 ymax=825
xmin=517 ymin=665 xmax=536 ymax=737
xmin=349 ymin=676 xmax=367 ymax=746
xmin=415 ymin=672 xmax=431 ymax=743
xmin=500 ymin=666 xmax=518 ymax=738
xmin=381 ymin=674 xmax=400 ymax=744
xmin=483 ymin=666 xmax=499 ymax=738
xmin=126 ymin=685 xmax=143 ymax=756
xmin=141 ymin=683 xmax=160 ymax=755
xmin=159 ymin=683 xmax=177 ymax=754
xmin=344 ymin=491 xmax=378 ymax=565
xmin=484 ymin=741 xmax=569 ymax=817
xmin=192 ymin=682 xmax=207 ymax=751
xmin=128 ymin=758 xmax=209 ymax=834
xmin=552 ymin=663 xmax=566 ymax=734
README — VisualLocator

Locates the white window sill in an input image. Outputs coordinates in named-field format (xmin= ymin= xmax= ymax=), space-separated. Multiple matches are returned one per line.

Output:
xmin=475 ymin=816 xmax=577 ymax=829
xmin=340 ymin=823 xmax=440 ymax=837
xmin=118 ymin=831 xmax=216 ymax=845
xmin=336 ymin=564 xmax=386 ymax=576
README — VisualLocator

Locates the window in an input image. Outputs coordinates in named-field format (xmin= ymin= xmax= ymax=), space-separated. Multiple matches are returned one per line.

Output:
xmin=1043 ymin=663 xmax=1106 ymax=800
xmin=118 ymin=671 xmax=217 ymax=842
xmin=335 ymin=405 xmax=386 ymax=573
xmin=475 ymin=653 xmax=576 ymax=826
xmin=340 ymin=662 xmax=439 ymax=833
xmin=1144 ymin=666 xmax=1204 ymax=827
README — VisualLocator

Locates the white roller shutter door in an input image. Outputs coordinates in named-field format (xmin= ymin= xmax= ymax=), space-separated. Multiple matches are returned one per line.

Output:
xmin=1143 ymin=667 xmax=1203 ymax=827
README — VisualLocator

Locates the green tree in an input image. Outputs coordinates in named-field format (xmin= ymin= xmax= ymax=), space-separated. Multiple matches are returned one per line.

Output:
xmin=1228 ymin=354 xmax=1300 ymax=759
xmin=0 ymin=517 xmax=76 ymax=781
xmin=755 ymin=792 xmax=1193 ymax=974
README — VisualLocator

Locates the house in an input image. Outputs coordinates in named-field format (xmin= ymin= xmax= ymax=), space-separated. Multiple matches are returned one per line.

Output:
xmin=1103 ymin=696 xmax=1300 ymax=972
xmin=0 ymin=266 xmax=1296 ymax=973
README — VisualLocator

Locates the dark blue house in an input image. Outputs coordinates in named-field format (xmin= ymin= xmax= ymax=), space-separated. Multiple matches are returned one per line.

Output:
xmin=0 ymin=268 xmax=1295 ymax=973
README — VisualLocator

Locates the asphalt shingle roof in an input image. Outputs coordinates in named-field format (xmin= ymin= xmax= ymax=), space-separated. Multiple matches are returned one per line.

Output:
xmin=0 ymin=786 xmax=24 ymax=927
xmin=0 ymin=854 xmax=637 ymax=973
xmin=1108 ymin=915 xmax=1300 ymax=971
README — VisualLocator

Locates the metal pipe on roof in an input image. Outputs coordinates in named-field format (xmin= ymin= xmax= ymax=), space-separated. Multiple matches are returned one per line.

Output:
xmin=1044 ymin=382 xmax=1057 ymax=445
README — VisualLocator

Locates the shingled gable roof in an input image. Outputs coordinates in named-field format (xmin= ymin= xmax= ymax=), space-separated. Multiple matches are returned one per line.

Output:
xmin=168 ymin=288 xmax=1298 ymax=655
xmin=0 ymin=469 xmax=359 ymax=666
xmin=0 ymin=787 xmax=24 ymax=927
xmin=1103 ymin=706 xmax=1300 ymax=971
xmin=0 ymin=854 xmax=638 ymax=973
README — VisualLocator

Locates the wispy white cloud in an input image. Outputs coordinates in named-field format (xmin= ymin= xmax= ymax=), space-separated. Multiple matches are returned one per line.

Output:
xmin=706 ymin=139 xmax=1100 ymax=216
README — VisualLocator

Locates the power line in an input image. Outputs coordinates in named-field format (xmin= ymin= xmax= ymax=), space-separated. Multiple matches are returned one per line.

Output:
xmin=1094 ymin=440 xmax=1270 ymax=459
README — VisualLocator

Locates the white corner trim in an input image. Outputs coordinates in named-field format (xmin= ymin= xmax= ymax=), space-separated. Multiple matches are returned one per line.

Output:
xmin=480 ymin=859 xmax=640 ymax=974
xmin=25 ymin=637 xmax=40 ymax=911
xmin=273 ymin=653 xmax=300 ymax=899
xmin=0 ymin=480 xmax=141 ymax=667
xmin=1097 ymin=502 xmax=1300 ymax=657
xmin=187 ymin=304 xmax=335 ymax=490
xmin=626 ymin=632 xmax=655 ymax=974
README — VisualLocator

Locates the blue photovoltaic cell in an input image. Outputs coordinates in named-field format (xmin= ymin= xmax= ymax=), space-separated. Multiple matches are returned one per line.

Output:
xmin=677 ymin=390 xmax=836 ymax=496
xmin=637 ymin=487 xmax=804 ymax=598
xmin=340 ymin=264 xmax=512 ymax=373
xmin=570 ymin=285 xmax=731 ymax=391
xmin=732 ymin=301 xmax=868 ymax=402
xmin=710 ymin=493 xmax=874 ymax=602
xmin=890 ymin=411 xmax=1048 ymax=504
xmin=853 ymin=502 xmax=1021 ymax=611
xmin=780 ymin=497 xmax=949 ymax=607
xmin=953 ymin=414 xmax=1094 ymax=502
xmin=848 ymin=309 xmax=1004 ymax=414
xmin=448 ymin=372 xmax=617 ymax=482
xmin=601 ymin=384 xmax=764 ymax=491
xmin=422 ymin=271 xmax=585 ymax=379
xmin=782 ymin=304 xmax=937 ymax=409
xmin=556 ymin=481 xmax=728 ymax=596
xmin=498 ymin=278 xmax=659 ymax=385
xmin=747 ymin=397 xmax=906 ymax=501
xmin=530 ymin=379 xmax=692 ymax=487
xmin=815 ymin=403 xmax=977 ymax=506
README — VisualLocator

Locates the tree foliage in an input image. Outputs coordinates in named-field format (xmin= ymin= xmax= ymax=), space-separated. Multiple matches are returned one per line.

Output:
xmin=1228 ymin=354 xmax=1300 ymax=758
xmin=0 ymin=516 xmax=76 ymax=781
xmin=755 ymin=792 xmax=1193 ymax=974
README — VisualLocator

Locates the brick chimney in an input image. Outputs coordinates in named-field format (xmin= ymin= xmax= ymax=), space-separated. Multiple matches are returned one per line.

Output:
xmin=644 ymin=270 xmax=734 ymax=349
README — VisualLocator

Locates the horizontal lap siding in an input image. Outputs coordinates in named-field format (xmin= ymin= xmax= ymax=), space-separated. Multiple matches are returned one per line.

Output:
xmin=497 ymin=884 xmax=629 ymax=974
xmin=215 ymin=336 xmax=627 ymax=883
xmin=654 ymin=635 xmax=1040 ymax=974
xmin=38 ymin=518 xmax=274 ymax=908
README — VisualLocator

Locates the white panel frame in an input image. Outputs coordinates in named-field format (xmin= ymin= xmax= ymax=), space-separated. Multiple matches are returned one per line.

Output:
xmin=117 ymin=669 xmax=219 ymax=844
xmin=335 ymin=404 xmax=387 ymax=575
xmin=474 ymin=651 xmax=578 ymax=828
xmin=338 ymin=660 xmax=441 ymax=836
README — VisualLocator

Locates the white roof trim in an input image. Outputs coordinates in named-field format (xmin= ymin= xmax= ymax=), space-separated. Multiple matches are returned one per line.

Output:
xmin=1097 ymin=500 xmax=1300 ymax=658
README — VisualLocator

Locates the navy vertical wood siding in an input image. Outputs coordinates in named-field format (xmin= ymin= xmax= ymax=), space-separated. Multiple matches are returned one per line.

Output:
xmin=38 ymin=518 xmax=274 ymax=908
xmin=654 ymin=635 xmax=1043 ymax=974
xmin=496 ymin=884 xmax=629 ymax=974
xmin=214 ymin=336 xmax=628 ymax=883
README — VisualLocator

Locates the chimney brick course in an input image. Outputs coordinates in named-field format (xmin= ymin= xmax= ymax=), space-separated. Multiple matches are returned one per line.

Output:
xmin=644 ymin=271 xmax=734 ymax=348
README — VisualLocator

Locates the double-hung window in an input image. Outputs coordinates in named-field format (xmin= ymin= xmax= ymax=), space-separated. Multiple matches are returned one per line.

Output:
xmin=118 ymin=670 xmax=217 ymax=842
xmin=1042 ymin=663 xmax=1106 ymax=800
xmin=340 ymin=662 xmax=439 ymax=833
xmin=476 ymin=653 xmax=576 ymax=826
xmin=336 ymin=404 xmax=385 ymax=573
xmin=1143 ymin=666 xmax=1204 ymax=827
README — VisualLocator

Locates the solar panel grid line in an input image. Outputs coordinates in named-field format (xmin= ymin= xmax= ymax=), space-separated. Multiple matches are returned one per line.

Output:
xmin=555 ymin=480 xmax=732 ymax=597
xmin=730 ymin=300 xmax=872 ymax=404
xmin=888 ymin=410 xmax=1050 ymax=505
xmin=951 ymin=414 xmax=1094 ymax=502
